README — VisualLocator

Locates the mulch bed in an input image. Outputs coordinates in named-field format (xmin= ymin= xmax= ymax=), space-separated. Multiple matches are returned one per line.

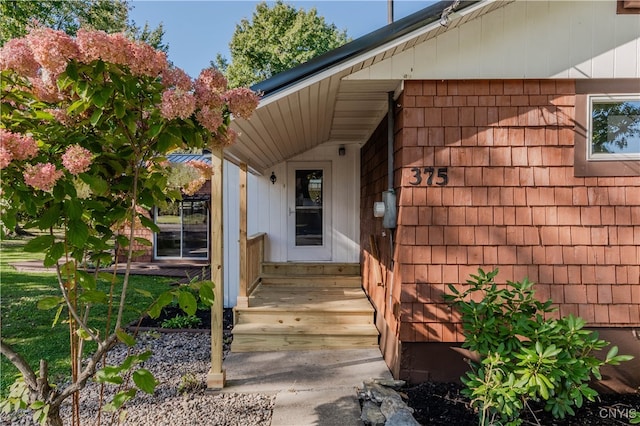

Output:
xmin=404 ymin=381 xmax=640 ymax=425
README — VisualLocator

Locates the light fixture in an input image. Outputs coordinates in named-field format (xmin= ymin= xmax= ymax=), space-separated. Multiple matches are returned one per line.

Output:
xmin=338 ymin=145 xmax=346 ymax=156
xmin=270 ymin=171 xmax=277 ymax=184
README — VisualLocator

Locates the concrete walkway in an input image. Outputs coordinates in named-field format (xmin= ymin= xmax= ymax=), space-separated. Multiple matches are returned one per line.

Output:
xmin=219 ymin=349 xmax=393 ymax=426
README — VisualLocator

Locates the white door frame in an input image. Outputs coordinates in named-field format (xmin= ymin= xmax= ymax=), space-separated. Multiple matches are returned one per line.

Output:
xmin=286 ymin=161 xmax=332 ymax=261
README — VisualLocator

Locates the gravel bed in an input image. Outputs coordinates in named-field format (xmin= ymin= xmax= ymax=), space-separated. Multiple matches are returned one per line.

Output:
xmin=1 ymin=331 xmax=275 ymax=426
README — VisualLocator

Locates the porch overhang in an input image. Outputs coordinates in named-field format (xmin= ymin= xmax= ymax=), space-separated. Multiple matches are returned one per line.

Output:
xmin=225 ymin=0 xmax=499 ymax=175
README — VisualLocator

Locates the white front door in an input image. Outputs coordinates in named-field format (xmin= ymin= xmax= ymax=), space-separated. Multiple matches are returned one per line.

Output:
xmin=287 ymin=162 xmax=332 ymax=261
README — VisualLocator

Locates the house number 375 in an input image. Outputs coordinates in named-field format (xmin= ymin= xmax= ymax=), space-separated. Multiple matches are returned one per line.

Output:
xmin=409 ymin=167 xmax=448 ymax=186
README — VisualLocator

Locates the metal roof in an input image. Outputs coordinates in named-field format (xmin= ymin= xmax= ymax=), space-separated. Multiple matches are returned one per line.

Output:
xmin=167 ymin=153 xmax=212 ymax=164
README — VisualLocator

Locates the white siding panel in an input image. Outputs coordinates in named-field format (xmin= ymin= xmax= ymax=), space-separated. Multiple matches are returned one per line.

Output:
xmin=434 ymin=26 xmax=461 ymax=79
xmin=615 ymin=17 xmax=640 ymax=77
xmin=367 ymin=56 xmax=393 ymax=79
xmin=391 ymin=48 xmax=414 ymax=79
xmin=548 ymin=0 xmax=572 ymax=78
xmin=247 ymin=144 xmax=361 ymax=263
xmin=568 ymin=0 xmax=595 ymax=78
xmin=479 ymin=4 xmax=505 ymax=78
xmin=591 ymin=1 xmax=616 ymax=78
xmin=456 ymin=15 xmax=482 ymax=77
xmin=348 ymin=0 xmax=640 ymax=81
xmin=522 ymin=0 xmax=549 ymax=77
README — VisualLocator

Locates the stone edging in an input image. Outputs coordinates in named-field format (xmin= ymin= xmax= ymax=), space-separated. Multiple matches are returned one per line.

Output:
xmin=358 ymin=378 xmax=420 ymax=426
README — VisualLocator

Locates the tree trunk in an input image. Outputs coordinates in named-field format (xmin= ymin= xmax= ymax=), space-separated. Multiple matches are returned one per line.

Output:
xmin=45 ymin=405 xmax=63 ymax=426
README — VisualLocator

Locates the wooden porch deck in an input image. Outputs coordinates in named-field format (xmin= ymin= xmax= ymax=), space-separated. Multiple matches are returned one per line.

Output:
xmin=232 ymin=263 xmax=379 ymax=352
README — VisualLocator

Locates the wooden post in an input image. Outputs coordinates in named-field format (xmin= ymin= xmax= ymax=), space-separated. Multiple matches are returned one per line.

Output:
xmin=207 ymin=145 xmax=225 ymax=389
xmin=237 ymin=163 xmax=249 ymax=308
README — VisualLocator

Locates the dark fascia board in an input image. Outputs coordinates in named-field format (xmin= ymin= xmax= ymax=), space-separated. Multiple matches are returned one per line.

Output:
xmin=251 ymin=0 xmax=481 ymax=97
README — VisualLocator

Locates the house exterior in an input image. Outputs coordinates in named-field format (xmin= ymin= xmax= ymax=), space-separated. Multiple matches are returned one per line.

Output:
xmin=218 ymin=0 xmax=640 ymax=389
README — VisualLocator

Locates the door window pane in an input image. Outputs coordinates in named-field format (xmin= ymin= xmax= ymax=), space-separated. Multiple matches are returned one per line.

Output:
xmin=295 ymin=169 xmax=323 ymax=246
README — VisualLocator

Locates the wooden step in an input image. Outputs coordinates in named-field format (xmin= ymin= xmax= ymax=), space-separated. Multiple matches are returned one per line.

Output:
xmin=260 ymin=275 xmax=362 ymax=288
xmin=231 ymin=324 xmax=379 ymax=352
xmin=247 ymin=286 xmax=374 ymax=311
xmin=232 ymin=263 xmax=378 ymax=352
xmin=234 ymin=308 xmax=374 ymax=326
xmin=261 ymin=262 xmax=360 ymax=276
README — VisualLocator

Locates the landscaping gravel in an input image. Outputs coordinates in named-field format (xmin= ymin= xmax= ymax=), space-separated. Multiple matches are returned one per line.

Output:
xmin=1 ymin=331 xmax=275 ymax=426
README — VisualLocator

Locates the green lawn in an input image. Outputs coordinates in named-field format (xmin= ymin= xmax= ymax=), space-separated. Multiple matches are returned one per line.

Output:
xmin=0 ymin=235 xmax=173 ymax=396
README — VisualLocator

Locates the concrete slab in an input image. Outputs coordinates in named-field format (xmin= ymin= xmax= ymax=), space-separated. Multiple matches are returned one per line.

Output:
xmin=218 ymin=349 xmax=392 ymax=425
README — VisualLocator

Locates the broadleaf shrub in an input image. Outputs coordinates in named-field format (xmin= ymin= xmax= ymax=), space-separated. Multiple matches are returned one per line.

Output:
xmin=445 ymin=268 xmax=633 ymax=426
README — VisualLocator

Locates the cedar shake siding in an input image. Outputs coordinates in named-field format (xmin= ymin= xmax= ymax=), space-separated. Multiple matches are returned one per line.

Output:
xmin=361 ymin=79 xmax=640 ymax=388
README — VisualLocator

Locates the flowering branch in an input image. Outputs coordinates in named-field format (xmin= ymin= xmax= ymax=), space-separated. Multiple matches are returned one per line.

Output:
xmin=0 ymin=25 xmax=259 ymax=426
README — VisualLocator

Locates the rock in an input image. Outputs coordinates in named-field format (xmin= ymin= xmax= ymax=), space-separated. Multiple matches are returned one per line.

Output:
xmin=373 ymin=378 xmax=406 ymax=389
xmin=359 ymin=378 xmax=420 ymax=426
xmin=380 ymin=396 xmax=413 ymax=419
xmin=385 ymin=409 xmax=421 ymax=426
xmin=361 ymin=400 xmax=387 ymax=426
xmin=368 ymin=382 xmax=403 ymax=403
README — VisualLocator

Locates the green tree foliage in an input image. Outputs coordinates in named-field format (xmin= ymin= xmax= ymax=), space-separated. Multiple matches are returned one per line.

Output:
xmin=215 ymin=1 xmax=349 ymax=88
xmin=0 ymin=0 xmax=166 ymax=51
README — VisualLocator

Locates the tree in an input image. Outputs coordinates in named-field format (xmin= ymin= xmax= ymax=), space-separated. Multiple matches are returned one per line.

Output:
xmin=0 ymin=27 xmax=258 ymax=425
xmin=0 ymin=0 xmax=167 ymax=51
xmin=215 ymin=1 xmax=349 ymax=88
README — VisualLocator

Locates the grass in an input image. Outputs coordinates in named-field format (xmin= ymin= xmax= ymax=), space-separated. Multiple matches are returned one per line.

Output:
xmin=0 ymin=233 xmax=174 ymax=396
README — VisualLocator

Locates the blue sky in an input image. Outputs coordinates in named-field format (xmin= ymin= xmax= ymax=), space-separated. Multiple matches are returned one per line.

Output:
xmin=129 ymin=1 xmax=434 ymax=77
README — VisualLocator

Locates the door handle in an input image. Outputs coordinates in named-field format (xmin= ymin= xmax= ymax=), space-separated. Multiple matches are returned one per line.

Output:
xmin=289 ymin=207 xmax=295 ymax=216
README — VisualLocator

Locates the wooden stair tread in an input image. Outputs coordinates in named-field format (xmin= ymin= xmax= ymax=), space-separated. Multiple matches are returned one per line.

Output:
xmin=233 ymin=263 xmax=377 ymax=352
xmin=232 ymin=323 xmax=379 ymax=335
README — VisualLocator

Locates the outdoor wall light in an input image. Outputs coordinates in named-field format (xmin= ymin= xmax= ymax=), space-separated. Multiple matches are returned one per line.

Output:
xmin=338 ymin=146 xmax=346 ymax=156
xmin=270 ymin=171 xmax=277 ymax=184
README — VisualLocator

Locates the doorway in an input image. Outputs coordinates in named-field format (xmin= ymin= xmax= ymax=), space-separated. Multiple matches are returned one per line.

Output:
xmin=287 ymin=162 xmax=332 ymax=261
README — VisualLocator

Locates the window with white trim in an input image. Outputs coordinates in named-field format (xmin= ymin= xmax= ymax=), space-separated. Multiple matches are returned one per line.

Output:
xmin=588 ymin=95 xmax=640 ymax=160
xmin=574 ymin=80 xmax=640 ymax=177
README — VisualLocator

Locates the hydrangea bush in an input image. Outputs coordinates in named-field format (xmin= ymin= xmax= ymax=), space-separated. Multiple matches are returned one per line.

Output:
xmin=0 ymin=27 xmax=258 ymax=425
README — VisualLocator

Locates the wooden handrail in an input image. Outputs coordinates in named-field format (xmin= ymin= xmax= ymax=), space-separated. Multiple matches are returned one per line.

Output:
xmin=238 ymin=232 xmax=266 ymax=307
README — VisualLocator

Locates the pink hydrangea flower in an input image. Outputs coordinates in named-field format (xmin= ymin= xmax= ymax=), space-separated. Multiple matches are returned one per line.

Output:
xmin=62 ymin=144 xmax=92 ymax=175
xmin=0 ymin=38 xmax=39 ymax=77
xmin=128 ymin=42 xmax=168 ymax=77
xmin=46 ymin=108 xmax=77 ymax=127
xmin=216 ymin=127 xmax=238 ymax=147
xmin=26 ymin=27 xmax=79 ymax=75
xmin=224 ymin=87 xmax=260 ymax=119
xmin=0 ymin=146 xmax=13 ymax=169
xmin=187 ymin=160 xmax=213 ymax=179
xmin=28 ymin=73 xmax=62 ymax=103
xmin=75 ymin=29 xmax=112 ymax=63
xmin=162 ymin=67 xmax=192 ymax=91
xmin=194 ymin=68 xmax=227 ymax=108
xmin=23 ymin=162 xmax=64 ymax=192
xmin=104 ymin=32 xmax=131 ymax=65
xmin=195 ymin=105 xmax=224 ymax=133
xmin=160 ymin=89 xmax=196 ymax=120
xmin=0 ymin=129 xmax=38 ymax=161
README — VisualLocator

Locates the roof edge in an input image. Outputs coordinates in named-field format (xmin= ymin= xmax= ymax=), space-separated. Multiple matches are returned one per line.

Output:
xmin=251 ymin=0 xmax=482 ymax=97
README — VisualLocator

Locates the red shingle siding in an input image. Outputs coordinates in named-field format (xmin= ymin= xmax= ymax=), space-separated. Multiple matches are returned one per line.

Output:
xmin=388 ymin=79 xmax=640 ymax=343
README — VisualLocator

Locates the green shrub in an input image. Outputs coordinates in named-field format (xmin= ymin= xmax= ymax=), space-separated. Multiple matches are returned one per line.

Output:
xmin=445 ymin=268 xmax=633 ymax=426
xmin=160 ymin=314 xmax=202 ymax=329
